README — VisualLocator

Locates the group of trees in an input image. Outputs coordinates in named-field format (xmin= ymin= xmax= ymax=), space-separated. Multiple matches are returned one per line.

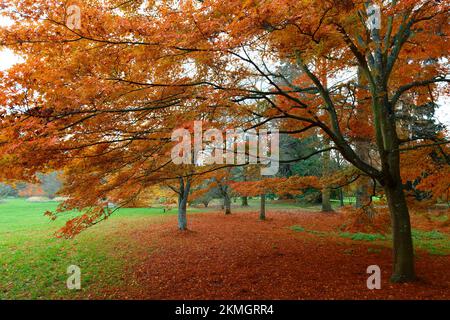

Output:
xmin=0 ymin=0 xmax=449 ymax=282
xmin=0 ymin=172 xmax=62 ymax=199
xmin=0 ymin=182 xmax=16 ymax=199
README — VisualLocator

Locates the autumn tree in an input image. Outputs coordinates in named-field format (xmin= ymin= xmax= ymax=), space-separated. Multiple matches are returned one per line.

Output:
xmin=234 ymin=166 xmax=250 ymax=206
xmin=171 ymin=0 xmax=448 ymax=282
xmin=0 ymin=0 xmax=449 ymax=282
xmin=190 ymin=181 xmax=219 ymax=208
xmin=145 ymin=0 xmax=448 ymax=282
xmin=168 ymin=176 xmax=193 ymax=230
xmin=129 ymin=184 xmax=177 ymax=211
xmin=231 ymin=175 xmax=320 ymax=220
xmin=38 ymin=172 xmax=63 ymax=199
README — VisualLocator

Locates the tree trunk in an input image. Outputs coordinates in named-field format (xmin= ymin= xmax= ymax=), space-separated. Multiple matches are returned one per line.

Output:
xmin=384 ymin=183 xmax=415 ymax=282
xmin=321 ymin=138 xmax=333 ymax=212
xmin=177 ymin=177 xmax=190 ymax=231
xmin=321 ymin=187 xmax=333 ymax=212
xmin=355 ymin=177 xmax=375 ymax=219
xmin=224 ymin=194 xmax=231 ymax=215
xmin=371 ymin=61 xmax=415 ymax=281
xmin=178 ymin=195 xmax=187 ymax=230
xmin=260 ymin=194 xmax=266 ymax=220
xmin=241 ymin=196 xmax=249 ymax=207
xmin=354 ymin=66 xmax=374 ymax=215
xmin=355 ymin=179 xmax=371 ymax=208
xmin=339 ymin=188 xmax=344 ymax=207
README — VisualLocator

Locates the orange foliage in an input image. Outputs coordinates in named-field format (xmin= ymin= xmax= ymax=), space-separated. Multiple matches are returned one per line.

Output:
xmin=0 ymin=0 xmax=448 ymax=241
xmin=401 ymin=141 xmax=450 ymax=206
xmin=340 ymin=206 xmax=391 ymax=234
xmin=18 ymin=184 xmax=46 ymax=197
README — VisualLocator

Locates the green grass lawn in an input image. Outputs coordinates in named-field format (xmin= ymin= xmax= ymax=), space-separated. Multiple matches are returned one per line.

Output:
xmin=0 ymin=198 xmax=180 ymax=299
xmin=241 ymin=196 xmax=381 ymax=211
xmin=290 ymin=225 xmax=450 ymax=256
xmin=234 ymin=197 xmax=346 ymax=211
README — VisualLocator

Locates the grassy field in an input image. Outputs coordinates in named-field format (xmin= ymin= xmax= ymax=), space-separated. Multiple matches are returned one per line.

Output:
xmin=220 ymin=197 xmax=360 ymax=211
xmin=0 ymin=198 xmax=181 ymax=299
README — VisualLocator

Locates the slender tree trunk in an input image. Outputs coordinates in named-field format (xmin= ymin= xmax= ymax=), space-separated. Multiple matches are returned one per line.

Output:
xmin=339 ymin=188 xmax=344 ymax=207
xmin=224 ymin=193 xmax=231 ymax=215
xmin=354 ymin=138 xmax=372 ymax=211
xmin=260 ymin=194 xmax=266 ymax=220
xmin=241 ymin=196 xmax=249 ymax=207
xmin=354 ymin=141 xmax=373 ymax=213
xmin=321 ymin=138 xmax=333 ymax=212
xmin=384 ymin=182 xmax=415 ymax=282
xmin=354 ymin=66 xmax=374 ymax=214
xmin=177 ymin=178 xmax=190 ymax=231
xmin=178 ymin=197 xmax=187 ymax=230
xmin=335 ymin=149 xmax=345 ymax=207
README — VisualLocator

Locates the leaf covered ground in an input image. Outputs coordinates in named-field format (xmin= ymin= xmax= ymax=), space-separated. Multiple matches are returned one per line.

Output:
xmin=99 ymin=210 xmax=450 ymax=300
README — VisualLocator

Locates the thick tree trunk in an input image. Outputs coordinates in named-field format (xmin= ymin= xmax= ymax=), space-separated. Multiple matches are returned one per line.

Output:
xmin=224 ymin=194 xmax=231 ymax=215
xmin=339 ymin=188 xmax=344 ymax=207
xmin=260 ymin=194 xmax=266 ymax=220
xmin=321 ymin=187 xmax=333 ymax=212
xmin=355 ymin=180 xmax=371 ymax=208
xmin=241 ymin=196 xmax=249 ymax=207
xmin=384 ymin=183 xmax=415 ymax=282
xmin=355 ymin=178 xmax=375 ymax=219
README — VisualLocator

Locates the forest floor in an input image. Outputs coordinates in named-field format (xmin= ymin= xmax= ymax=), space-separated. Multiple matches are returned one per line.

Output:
xmin=1 ymin=199 xmax=449 ymax=299
xmin=100 ymin=209 xmax=450 ymax=300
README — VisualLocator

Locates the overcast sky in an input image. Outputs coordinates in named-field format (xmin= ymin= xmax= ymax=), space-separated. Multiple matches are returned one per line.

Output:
xmin=0 ymin=16 xmax=448 ymax=128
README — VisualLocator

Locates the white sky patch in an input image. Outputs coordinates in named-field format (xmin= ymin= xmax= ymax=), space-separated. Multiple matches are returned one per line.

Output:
xmin=0 ymin=15 xmax=14 ymax=27
xmin=327 ymin=67 xmax=358 ymax=88
xmin=0 ymin=16 xmax=22 ymax=70
xmin=0 ymin=48 xmax=23 ymax=71
xmin=436 ymin=94 xmax=450 ymax=128
xmin=180 ymin=58 xmax=198 ymax=79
